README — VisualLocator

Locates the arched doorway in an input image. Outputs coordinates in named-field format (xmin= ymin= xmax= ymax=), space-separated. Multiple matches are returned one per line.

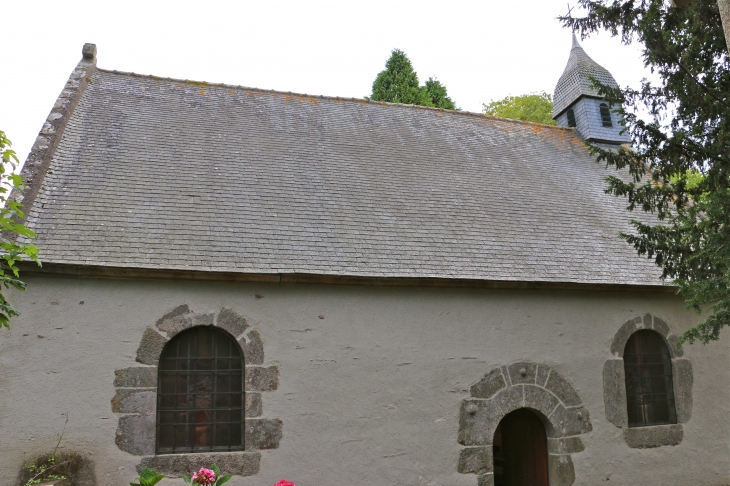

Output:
xmin=493 ymin=409 xmax=549 ymax=486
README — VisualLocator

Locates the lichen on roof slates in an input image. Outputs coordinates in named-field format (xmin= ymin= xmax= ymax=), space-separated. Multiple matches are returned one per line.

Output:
xmin=25 ymin=68 xmax=662 ymax=286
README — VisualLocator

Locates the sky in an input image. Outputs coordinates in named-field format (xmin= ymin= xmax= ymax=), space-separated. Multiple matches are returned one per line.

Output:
xmin=3 ymin=0 xmax=651 ymax=166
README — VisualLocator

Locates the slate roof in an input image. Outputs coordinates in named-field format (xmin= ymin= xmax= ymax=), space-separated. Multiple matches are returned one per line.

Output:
xmin=23 ymin=67 xmax=664 ymax=286
xmin=553 ymin=35 xmax=621 ymax=118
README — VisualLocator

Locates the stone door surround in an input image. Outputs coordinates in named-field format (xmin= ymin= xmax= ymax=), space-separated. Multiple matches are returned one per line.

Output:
xmin=458 ymin=362 xmax=591 ymax=486
xmin=603 ymin=313 xmax=692 ymax=448
xmin=112 ymin=305 xmax=281 ymax=477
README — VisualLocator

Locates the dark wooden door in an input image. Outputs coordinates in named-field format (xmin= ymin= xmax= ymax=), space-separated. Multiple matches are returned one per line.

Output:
xmin=493 ymin=409 xmax=549 ymax=486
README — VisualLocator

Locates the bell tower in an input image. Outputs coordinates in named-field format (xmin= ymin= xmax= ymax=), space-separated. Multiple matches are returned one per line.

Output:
xmin=553 ymin=34 xmax=630 ymax=146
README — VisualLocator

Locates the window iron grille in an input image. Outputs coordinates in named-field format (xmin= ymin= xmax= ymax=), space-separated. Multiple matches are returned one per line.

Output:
xmin=156 ymin=326 xmax=245 ymax=453
xmin=624 ymin=330 xmax=677 ymax=427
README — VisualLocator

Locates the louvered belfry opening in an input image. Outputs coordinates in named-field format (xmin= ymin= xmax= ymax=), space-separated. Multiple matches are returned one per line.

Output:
xmin=156 ymin=326 xmax=245 ymax=453
xmin=599 ymin=103 xmax=613 ymax=127
xmin=566 ymin=108 xmax=576 ymax=127
xmin=624 ymin=330 xmax=677 ymax=427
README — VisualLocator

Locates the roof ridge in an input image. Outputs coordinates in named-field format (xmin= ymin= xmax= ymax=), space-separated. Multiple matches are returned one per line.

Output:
xmin=94 ymin=67 xmax=576 ymax=133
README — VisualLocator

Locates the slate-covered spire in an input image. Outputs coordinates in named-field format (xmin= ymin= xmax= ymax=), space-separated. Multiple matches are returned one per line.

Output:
xmin=553 ymin=34 xmax=631 ymax=146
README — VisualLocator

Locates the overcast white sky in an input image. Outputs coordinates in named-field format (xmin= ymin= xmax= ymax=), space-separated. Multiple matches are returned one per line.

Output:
xmin=3 ymin=1 xmax=650 ymax=166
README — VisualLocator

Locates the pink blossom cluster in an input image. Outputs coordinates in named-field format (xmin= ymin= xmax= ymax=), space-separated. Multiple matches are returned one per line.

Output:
xmin=273 ymin=481 xmax=296 ymax=486
xmin=192 ymin=468 xmax=216 ymax=486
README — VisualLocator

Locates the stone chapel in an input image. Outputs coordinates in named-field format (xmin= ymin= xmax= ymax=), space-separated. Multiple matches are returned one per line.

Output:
xmin=0 ymin=38 xmax=727 ymax=486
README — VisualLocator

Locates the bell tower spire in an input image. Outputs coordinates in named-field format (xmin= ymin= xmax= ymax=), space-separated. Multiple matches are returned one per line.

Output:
xmin=553 ymin=35 xmax=630 ymax=146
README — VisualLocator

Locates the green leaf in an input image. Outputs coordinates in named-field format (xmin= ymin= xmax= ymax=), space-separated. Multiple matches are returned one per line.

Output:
xmin=215 ymin=474 xmax=233 ymax=486
xmin=183 ymin=474 xmax=192 ymax=484
xmin=210 ymin=464 xmax=221 ymax=478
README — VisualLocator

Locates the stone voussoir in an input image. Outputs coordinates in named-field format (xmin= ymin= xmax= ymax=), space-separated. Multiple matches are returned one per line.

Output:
xmin=548 ymin=404 xmax=591 ymax=437
xmin=240 ymin=329 xmax=264 ymax=365
xmin=217 ymin=307 xmax=249 ymax=338
xmin=136 ymin=328 xmax=169 ymax=366
xmin=458 ymin=399 xmax=503 ymax=446
xmin=544 ymin=371 xmax=582 ymax=407
xmin=470 ymin=367 xmax=506 ymax=399
xmin=492 ymin=385 xmax=524 ymax=415
xmin=507 ymin=362 xmax=537 ymax=385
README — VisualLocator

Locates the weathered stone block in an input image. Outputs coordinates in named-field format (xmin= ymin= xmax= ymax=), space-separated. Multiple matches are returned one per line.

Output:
xmin=549 ymin=404 xmax=591 ymax=437
xmin=652 ymin=315 xmax=671 ymax=337
xmin=493 ymin=385 xmax=524 ymax=415
xmin=470 ymin=368 xmax=506 ymax=399
xmin=138 ymin=452 xmax=260 ymax=477
xmin=548 ymin=454 xmax=575 ymax=486
xmin=217 ymin=308 xmax=249 ymax=337
xmin=458 ymin=399 xmax=503 ymax=446
xmin=507 ymin=362 xmax=537 ymax=385
xmin=523 ymin=385 xmax=559 ymax=418
xmin=611 ymin=319 xmax=638 ymax=357
xmin=191 ymin=313 xmax=215 ymax=326
xmin=667 ymin=333 xmax=684 ymax=357
xmin=623 ymin=424 xmax=683 ymax=448
xmin=245 ymin=418 xmax=283 ymax=450
xmin=643 ymin=313 xmax=653 ymax=329
xmin=111 ymin=389 xmax=156 ymax=414
xmin=602 ymin=359 xmax=627 ymax=427
xmin=477 ymin=473 xmax=495 ymax=486
xmin=673 ymin=358 xmax=693 ymax=423
xmin=500 ymin=365 xmax=512 ymax=386
xmin=535 ymin=365 xmax=551 ymax=387
xmin=114 ymin=367 xmax=157 ymax=388
xmin=545 ymin=371 xmax=581 ymax=407
xmin=116 ymin=414 xmax=155 ymax=456
xmin=245 ymin=366 xmax=279 ymax=392
xmin=157 ymin=314 xmax=192 ymax=338
xmin=156 ymin=304 xmax=190 ymax=326
xmin=136 ymin=328 xmax=169 ymax=365
xmin=547 ymin=437 xmax=584 ymax=454
xmin=245 ymin=392 xmax=262 ymax=417
xmin=241 ymin=330 xmax=264 ymax=365
xmin=457 ymin=446 xmax=493 ymax=474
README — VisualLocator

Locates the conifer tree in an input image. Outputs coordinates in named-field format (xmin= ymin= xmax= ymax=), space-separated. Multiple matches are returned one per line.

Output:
xmin=422 ymin=77 xmax=457 ymax=110
xmin=369 ymin=49 xmax=433 ymax=107
xmin=561 ymin=0 xmax=730 ymax=344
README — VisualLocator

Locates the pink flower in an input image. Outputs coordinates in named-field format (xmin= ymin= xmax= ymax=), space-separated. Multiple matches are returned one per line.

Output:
xmin=273 ymin=481 xmax=296 ymax=486
xmin=192 ymin=468 xmax=216 ymax=485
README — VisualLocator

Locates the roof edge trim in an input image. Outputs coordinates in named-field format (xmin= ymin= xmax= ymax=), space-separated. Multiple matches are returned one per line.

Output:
xmin=95 ymin=68 xmax=574 ymax=133
xmin=9 ymin=44 xmax=98 ymax=232
xmin=19 ymin=262 xmax=674 ymax=293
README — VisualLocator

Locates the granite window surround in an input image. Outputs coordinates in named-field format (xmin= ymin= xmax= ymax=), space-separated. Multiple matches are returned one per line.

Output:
xmin=603 ymin=314 xmax=693 ymax=449
xmin=112 ymin=305 xmax=281 ymax=478
xmin=457 ymin=362 xmax=592 ymax=486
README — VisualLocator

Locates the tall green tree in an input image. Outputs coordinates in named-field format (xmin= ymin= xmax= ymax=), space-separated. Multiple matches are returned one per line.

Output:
xmin=482 ymin=92 xmax=556 ymax=125
xmin=370 ymin=49 xmax=432 ymax=106
xmin=369 ymin=49 xmax=458 ymax=109
xmin=0 ymin=130 xmax=39 ymax=328
xmin=422 ymin=77 xmax=457 ymax=110
xmin=561 ymin=0 xmax=729 ymax=344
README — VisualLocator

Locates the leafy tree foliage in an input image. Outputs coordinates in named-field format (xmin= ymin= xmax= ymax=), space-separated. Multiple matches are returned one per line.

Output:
xmin=422 ymin=77 xmax=457 ymax=110
xmin=0 ymin=130 xmax=39 ymax=328
xmin=482 ymin=92 xmax=556 ymax=125
xmin=561 ymin=0 xmax=729 ymax=343
xmin=369 ymin=49 xmax=457 ymax=109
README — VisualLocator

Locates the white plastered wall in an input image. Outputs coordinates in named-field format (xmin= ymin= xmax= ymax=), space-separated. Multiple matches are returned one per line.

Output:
xmin=0 ymin=275 xmax=728 ymax=486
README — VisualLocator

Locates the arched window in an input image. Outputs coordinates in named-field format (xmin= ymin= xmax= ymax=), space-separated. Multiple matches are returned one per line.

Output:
xmin=566 ymin=108 xmax=576 ymax=127
xmin=156 ymin=326 xmax=245 ymax=453
xmin=624 ymin=330 xmax=677 ymax=427
xmin=599 ymin=103 xmax=613 ymax=127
